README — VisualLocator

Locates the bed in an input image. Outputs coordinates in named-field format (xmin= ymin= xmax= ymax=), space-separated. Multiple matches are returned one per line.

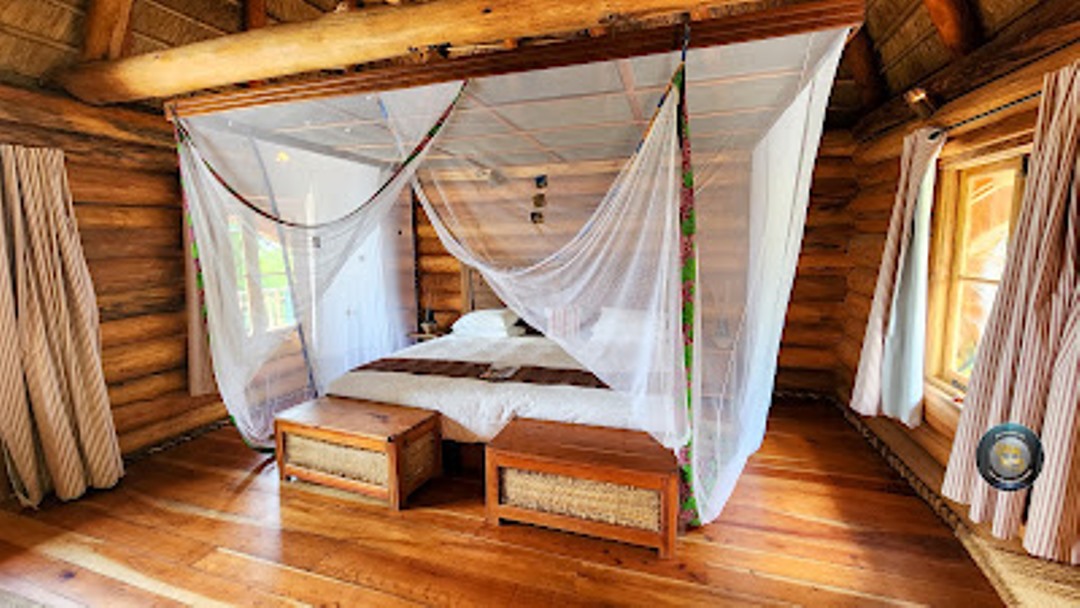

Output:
xmin=326 ymin=332 xmax=637 ymax=443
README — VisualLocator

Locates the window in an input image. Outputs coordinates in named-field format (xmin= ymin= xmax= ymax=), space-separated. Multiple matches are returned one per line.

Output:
xmin=929 ymin=157 xmax=1025 ymax=393
xmin=228 ymin=218 xmax=297 ymax=335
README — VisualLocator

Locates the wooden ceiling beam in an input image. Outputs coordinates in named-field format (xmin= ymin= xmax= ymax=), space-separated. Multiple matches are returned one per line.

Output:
xmin=853 ymin=0 xmax=1080 ymax=142
xmin=845 ymin=28 xmax=886 ymax=109
xmin=82 ymin=0 xmax=135 ymax=61
xmin=57 ymin=0 xmax=862 ymax=106
xmin=922 ymin=0 xmax=981 ymax=57
xmin=245 ymin=0 xmax=269 ymax=30
xmin=169 ymin=0 xmax=862 ymax=118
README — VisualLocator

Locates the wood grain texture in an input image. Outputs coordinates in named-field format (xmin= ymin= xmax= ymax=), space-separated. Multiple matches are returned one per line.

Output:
xmin=168 ymin=0 xmax=859 ymax=115
xmin=0 ymin=399 xmax=1004 ymax=606
xmin=853 ymin=0 xmax=1080 ymax=142
xmin=81 ymin=0 xmax=135 ymax=61
xmin=0 ymin=83 xmax=220 ymax=455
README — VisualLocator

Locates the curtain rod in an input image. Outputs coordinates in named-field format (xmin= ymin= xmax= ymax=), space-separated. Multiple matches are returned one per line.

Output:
xmin=929 ymin=89 xmax=1043 ymax=140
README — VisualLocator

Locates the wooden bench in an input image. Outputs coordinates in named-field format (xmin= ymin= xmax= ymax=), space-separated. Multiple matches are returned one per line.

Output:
xmin=486 ymin=419 xmax=679 ymax=557
xmin=274 ymin=397 xmax=441 ymax=510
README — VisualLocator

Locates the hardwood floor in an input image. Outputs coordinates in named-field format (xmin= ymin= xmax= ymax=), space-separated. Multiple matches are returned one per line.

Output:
xmin=0 ymin=399 xmax=1003 ymax=607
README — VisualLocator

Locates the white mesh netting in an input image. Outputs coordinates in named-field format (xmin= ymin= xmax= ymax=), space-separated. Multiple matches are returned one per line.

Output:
xmin=177 ymin=28 xmax=847 ymax=523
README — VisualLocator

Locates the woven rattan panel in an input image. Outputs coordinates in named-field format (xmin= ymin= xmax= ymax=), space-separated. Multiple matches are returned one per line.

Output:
xmin=501 ymin=468 xmax=661 ymax=532
xmin=285 ymin=434 xmax=388 ymax=487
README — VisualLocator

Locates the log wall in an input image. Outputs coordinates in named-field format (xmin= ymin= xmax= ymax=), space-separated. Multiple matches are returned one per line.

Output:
xmin=413 ymin=131 xmax=861 ymax=394
xmin=776 ymin=130 xmax=858 ymax=393
xmin=0 ymin=83 xmax=226 ymax=456
xmin=835 ymin=42 xmax=1077 ymax=467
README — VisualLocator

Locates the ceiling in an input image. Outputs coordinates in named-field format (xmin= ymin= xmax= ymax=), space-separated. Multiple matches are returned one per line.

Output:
xmin=0 ymin=0 xmax=1046 ymax=129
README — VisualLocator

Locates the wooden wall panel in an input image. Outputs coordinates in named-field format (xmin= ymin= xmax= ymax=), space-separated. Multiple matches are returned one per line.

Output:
xmin=0 ymin=82 xmax=225 ymax=456
xmin=776 ymin=131 xmax=860 ymax=393
xmin=834 ymin=47 xmax=1056 ymax=468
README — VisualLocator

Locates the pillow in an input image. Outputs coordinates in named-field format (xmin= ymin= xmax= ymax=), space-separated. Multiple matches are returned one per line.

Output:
xmin=453 ymin=324 xmax=527 ymax=338
xmin=451 ymin=308 xmax=520 ymax=335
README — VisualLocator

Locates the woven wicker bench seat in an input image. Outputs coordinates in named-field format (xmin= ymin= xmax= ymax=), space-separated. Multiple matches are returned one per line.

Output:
xmin=486 ymin=419 xmax=679 ymax=557
xmin=274 ymin=397 xmax=441 ymax=510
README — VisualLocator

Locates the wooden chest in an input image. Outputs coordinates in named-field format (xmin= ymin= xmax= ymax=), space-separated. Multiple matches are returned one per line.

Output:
xmin=486 ymin=419 xmax=679 ymax=557
xmin=274 ymin=397 xmax=441 ymax=510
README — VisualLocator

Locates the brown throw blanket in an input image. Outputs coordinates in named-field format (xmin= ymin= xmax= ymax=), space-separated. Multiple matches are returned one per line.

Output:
xmin=356 ymin=358 xmax=609 ymax=389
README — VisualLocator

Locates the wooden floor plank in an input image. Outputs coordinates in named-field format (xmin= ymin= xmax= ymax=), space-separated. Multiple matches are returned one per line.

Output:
xmin=0 ymin=400 xmax=1003 ymax=607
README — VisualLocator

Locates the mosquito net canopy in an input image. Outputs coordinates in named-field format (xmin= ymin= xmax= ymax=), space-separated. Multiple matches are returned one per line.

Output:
xmin=176 ymin=27 xmax=847 ymax=523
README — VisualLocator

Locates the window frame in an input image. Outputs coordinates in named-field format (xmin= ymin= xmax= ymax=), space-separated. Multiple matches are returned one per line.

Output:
xmin=927 ymin=156 xmax=1026 ymax=397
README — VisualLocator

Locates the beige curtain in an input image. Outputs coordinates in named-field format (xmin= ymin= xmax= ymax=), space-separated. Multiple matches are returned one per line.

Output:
xmin=850 ymin=128 xmax=945 ymax=427
xmin=942 ymin=61 xmax=1080 ymax=565
xmin=0 ymin=144 xmax=123 ymax=507
xmin=184 ymin=215 xmax=216 ymax=396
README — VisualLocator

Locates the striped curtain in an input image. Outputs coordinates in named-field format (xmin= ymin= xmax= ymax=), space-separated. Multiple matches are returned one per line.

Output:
xmin=942 ymin=61 xmax=1080 ymax=565
xmin=850 ymin=128 xmax=945 ymax=427
xmin=0 ymin=144 xmax=123 ymax=507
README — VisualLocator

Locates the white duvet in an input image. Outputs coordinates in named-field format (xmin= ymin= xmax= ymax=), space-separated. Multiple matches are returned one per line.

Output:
xmin=326 ymin=335 xmax=637 ymax=442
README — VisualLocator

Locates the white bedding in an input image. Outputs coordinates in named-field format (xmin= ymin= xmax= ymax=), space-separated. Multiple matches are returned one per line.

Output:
xmin=326 ymin=335 xmax=637 ymax=442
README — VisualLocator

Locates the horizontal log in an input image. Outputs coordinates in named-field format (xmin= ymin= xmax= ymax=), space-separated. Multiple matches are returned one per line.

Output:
xmin=0 ymin=82 xmax=172 ymax=148
xmin=419 ymin=255 xmax=462 ymax=275
xmin=848 ymin=186 xmax=896 ymax=215
xmin=100 ymin=312 xmax=186 ymax=350
xmin=74 ymin=205 xmax=181 ymax=231
xmin=774 ymin=367 xmax=838 ymax=394
xmin=818 ymin=130 xmax=856 ymax=158
xmin=86 ymin=257 xmax=184 ymax=295
xmin=108 ymin=369 xmax=188 ymax=408
xmin=778 ymin=346 xmax=837 ymax=371
xmin=0 ymin=119 xmax=177 ymax=174
xmin=853 ymin=0 xmax=1080 ymax=142
xmin=794 ymin=252 xmax=852 ymax=270
xmin=804 ymin=207 xmax=852 ymax=229
xmin=423 ymin=291 xmax=465 ymax=312
xmin=811 ymin=157 xmax=856 ymax=180
xmin=118 ymin=400 xmax=227 ymax=454
xmin=781 ymin=324 xmax=842 ymax=348
xmin=848 ymin=266 xmax=878 ymax=299
xmin=856 ymin=41 xmax=1080 ymax=165
xmin=809 ymin=178 xmax=859 ymax=202
xmin=785 ymin=302 xmax=842 ymax=325
xmin=939 ymin=107 xmax=1038 ymax=163
xmin=420 ymin=272 xmax=462 ymax=296
xmin=790 ymin=275 xmax=847 ymax=301
xmin=854 ymin=211 xmax=891 ymax=235
xmin=68 ymin=162 xmax=179 ymax=206
xmin=112 ymin=393 xmax=221 ymax=435
xmin=159 ymin=0 xmax=863 ymax=113
xmin=844 ymin=292 xmax=872 ymax=325
xmin=96 ymin=285 xmax=186 ymax=322
xmin=101 ymin=334 xmax=186 ymax=384
xmin=840 ymin=311 xmax=866 ymax=343
xmin=80 ymin=227 xmax=182 ymax=261
xmin=835 ymin=335 xmax=861 ymax=375
xmin=848 ymin=233 xmax=885 ymax=263
xmin=855 ymin=156 xmax=900 ymax=185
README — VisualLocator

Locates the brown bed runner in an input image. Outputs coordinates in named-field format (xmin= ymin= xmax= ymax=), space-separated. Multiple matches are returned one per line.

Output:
xmin=356 ymin=358 xmax=608 ymax=389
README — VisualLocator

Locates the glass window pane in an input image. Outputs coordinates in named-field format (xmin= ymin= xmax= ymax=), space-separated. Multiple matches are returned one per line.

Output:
xmin=960 ymin=169 xmax=1016 ymax=281
xmin=950 ymin=280 xmax=999 ymax=382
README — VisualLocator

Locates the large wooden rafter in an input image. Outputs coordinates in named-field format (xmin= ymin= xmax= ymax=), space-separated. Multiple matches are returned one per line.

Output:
xmin=854 ymin=0 xmax=1080 ymax=141
xmin=57 ymin=0 xmax=863 ymax=106
xmin=922 ymin=0 xmax=981 ymax=58
xmin=169 ymin=0 xmax=862 ymax=117
xmin=81 ymin=0 xmax=135 ymax=61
